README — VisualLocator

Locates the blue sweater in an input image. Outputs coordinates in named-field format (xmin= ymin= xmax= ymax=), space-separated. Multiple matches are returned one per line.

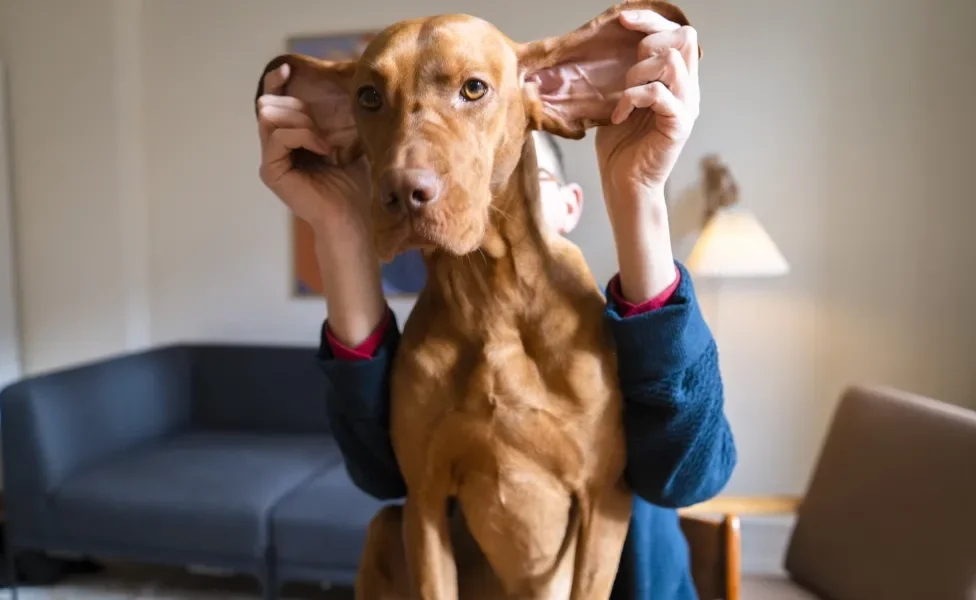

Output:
xmin=316 ymin=261 xmax=737 ymax=599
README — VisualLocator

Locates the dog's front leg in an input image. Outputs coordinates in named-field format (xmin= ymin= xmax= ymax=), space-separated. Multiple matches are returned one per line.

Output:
xmin=569 ymin=482 xmax=633 ymax=600
xmin=355 ymin=505 xmax=412 ymax=600
xmin=403 ymin=488 xmax=458 ymax=600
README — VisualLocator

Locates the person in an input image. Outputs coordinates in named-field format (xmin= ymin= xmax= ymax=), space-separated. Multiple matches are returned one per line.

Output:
xmin=256 ymin=9 xmax=736 ymax=599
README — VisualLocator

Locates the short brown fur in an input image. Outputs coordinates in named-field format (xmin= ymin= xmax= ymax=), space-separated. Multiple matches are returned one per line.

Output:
xmin=256 ymin=2 xmax=698 ymax=598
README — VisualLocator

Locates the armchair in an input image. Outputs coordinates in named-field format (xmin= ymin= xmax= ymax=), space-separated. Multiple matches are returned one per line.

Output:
xmin=677 ymin=384 xmax=976 ymax=600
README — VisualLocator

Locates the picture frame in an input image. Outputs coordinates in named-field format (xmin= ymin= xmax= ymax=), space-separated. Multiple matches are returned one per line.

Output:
xmin=285 ymin=31 xmax=429 ymax=298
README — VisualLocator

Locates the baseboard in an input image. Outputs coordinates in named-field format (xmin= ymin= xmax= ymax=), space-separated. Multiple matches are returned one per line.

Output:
xmin=738 ymin=514 xmax=795 ymax=575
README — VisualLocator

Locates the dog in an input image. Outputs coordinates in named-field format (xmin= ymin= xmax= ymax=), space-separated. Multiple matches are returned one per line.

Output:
xmin=255 ymin=1 xmax=697 ymax=597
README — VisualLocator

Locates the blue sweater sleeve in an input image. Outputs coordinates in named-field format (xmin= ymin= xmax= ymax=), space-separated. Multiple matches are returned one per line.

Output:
xmin=315 ymin=315 xmax=407 ymax=501
xmin=605 ymin=261 xmax=737 ymax=508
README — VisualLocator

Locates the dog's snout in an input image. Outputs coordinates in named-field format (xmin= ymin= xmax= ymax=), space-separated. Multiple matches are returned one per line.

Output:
xmin=380 ymin=169 xmax=440 ymax=213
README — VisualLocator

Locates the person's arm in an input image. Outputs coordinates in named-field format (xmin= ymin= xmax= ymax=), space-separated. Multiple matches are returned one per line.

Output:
xmin=606 ymin=201 xmax=737 ymax=507
xmin=317 ymin=304 xmax=407 ymax=500
xmin=588 ymin=9 xmax=735 ymax=508
xmin=312 ymin=215 xmax=407 ymax=501
xmin=256 ymin=62 xmax=402 ymax=499
xmin=309 ymin=196 xmax=404 ymax=500
xmin=313 ymin=210 xmax=387 ymax=349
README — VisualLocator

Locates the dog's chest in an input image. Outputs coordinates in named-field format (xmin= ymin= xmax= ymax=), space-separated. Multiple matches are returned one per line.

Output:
xmin=390 ymin=318 xmax=623 ymax=492
xmin=397 ymin=325 xmax=613 ymax=412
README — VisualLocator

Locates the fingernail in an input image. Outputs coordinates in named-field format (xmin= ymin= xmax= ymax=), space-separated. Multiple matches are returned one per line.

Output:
xmin=622 ymin=10 xmax=641 ymax=21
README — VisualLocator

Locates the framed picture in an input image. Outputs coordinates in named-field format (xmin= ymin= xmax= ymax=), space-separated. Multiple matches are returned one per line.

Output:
xmin=286 ymin=31 xmax=428 ymax=297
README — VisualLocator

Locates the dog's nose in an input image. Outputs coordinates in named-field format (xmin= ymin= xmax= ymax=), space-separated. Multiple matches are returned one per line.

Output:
xmin=379 ymin=169 xmax=440 ymax=213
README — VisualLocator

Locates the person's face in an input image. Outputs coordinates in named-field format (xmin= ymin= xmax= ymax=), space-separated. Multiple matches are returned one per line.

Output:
xmin=533 ymin=132 xmax=583 ymax=236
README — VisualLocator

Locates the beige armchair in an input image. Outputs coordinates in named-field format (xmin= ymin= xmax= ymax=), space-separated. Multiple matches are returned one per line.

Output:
xmin=676 ymin=384 xmax=976 ymax=600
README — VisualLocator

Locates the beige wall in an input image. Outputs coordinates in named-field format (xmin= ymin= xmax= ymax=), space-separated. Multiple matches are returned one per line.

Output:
xmin=0 ymin=58 xmax=21 ymax=389
xmin=0 ymin=0 xmax=132 ymax=371
xmin=1 ymin=0 xmax=974 ymax=516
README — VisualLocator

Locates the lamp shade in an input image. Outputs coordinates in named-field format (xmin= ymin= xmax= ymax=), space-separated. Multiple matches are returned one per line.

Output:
xmin=686 ymin=206 xmax=790 ymax=277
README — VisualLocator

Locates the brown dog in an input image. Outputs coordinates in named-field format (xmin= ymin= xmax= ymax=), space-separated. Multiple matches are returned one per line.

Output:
xmin=256 ymin=1 xmax=696 ymax=597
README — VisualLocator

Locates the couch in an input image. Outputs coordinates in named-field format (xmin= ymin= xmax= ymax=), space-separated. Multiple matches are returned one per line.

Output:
xmin=0 ymin=343 xmax=389 ymax=599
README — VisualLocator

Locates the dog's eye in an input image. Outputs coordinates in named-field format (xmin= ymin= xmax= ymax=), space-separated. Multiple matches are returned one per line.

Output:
xmin=357 ymin=86 xmax=382 ymax=111
xmin=460 ymin=79 xmax=488 ymax=102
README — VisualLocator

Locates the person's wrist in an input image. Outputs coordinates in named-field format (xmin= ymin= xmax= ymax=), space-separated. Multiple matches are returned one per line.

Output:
xmin=312 ymin=211 xmax=386 ymax=349
xmin=311 ymin=208 xmax=375 ymax=279
xmin=307 ymin=197 xmax=369 ymax=239
xmin=603 ymin=176 xmax=668 ymax=234
xmin=604 ymin=183 xmax=677 ymax=304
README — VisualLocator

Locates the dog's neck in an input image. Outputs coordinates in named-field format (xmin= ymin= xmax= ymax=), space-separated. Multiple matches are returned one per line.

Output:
xmin=422 ymin=137 xmax=557 ymax=327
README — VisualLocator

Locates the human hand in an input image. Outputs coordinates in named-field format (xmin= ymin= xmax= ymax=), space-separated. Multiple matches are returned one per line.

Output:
xmin=592 ymin=8 xmax=700 ymax=304
xmin=595 ymin=9 xmax=700 ymax=205
xmin=257 ymin=63 xmax=371 ymax=234
xmin=257 ymin=62 xmax=385 ymax=345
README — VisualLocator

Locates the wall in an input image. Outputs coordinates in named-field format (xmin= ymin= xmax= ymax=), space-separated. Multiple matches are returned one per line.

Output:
xmin=814 ymin=0 xmax=976 ymax=465
xmin=0 ymin=0 xmax=134 ymax=373
xmin=1 ymin=0 xmax=975 ymax=567
xmin=0 ymin=59 xmax=21 ymax=390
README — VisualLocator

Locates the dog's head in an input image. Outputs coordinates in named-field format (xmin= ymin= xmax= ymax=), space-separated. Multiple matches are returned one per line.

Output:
xmin=256 ymin=1 xmax=696 ymax=261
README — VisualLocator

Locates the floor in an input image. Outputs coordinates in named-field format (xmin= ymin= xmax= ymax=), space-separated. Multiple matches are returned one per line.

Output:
xmin=0 ymin=563 xmax=353 ymax=600
xmin=0 ymin=563 xmax=818 ymax=599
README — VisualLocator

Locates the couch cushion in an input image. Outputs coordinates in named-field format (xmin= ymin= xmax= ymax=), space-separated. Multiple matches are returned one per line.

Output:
xmin=741 ymin=575 xmax=822 ymax=600
xmin=52 ymin=432 xmax=341 ymax=560
xmin=271 ymin=464 xmax=389 ymax=569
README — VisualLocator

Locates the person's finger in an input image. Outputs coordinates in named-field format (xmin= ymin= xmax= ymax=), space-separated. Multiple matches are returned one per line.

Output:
xmin=257 ymin=95 xmax=309 ymax=147
xmin=262 ymin=63 xmax=290 ymax=97
xmin=636 ymin=26 xmax=699 ymax=81
xmin=610 ymin=81 xmax=683 ymax=125
xmin=258 ymin=104 xmax=316 ymax=148
xmin=624 ymin=49 xmax=690 ymax=102
xmin=263 ymin=127 xmax=330 ymax=167
xmin=663 ymin=48 xmax=691 ymax=103
xmin=257 ymin=94 xmax=304 ymax=111
xmin=617 ymin=10 xmax=681 ymax=34
xmin=625 ymin=53 xmax=667 ymax=88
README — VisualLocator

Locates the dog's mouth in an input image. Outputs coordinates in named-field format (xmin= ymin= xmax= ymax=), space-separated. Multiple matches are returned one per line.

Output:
xmin=372 ymin=218 xmax=435 ymax=263
xmin=372 ymin=202 xmax=486 ymax=263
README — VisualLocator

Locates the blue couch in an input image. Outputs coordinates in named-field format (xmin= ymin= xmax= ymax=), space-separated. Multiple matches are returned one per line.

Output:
xmin=0 ymin=343 xmax=388 ymax=598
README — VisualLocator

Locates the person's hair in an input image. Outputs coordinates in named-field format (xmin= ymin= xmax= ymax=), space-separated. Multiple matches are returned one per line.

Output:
xmin=535 ymin=131 xmax=567 ymax=183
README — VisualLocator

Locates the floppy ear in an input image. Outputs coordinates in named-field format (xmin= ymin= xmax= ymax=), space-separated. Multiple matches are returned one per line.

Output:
xmin=254 ymin=53 xmax=361 ymax=171
xmin=518 ymin=0 xmax=699 ymax=139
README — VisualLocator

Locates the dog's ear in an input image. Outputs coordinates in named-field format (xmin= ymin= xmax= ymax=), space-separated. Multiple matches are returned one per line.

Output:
xmin=255 ymin=53 xmax=361 ymax=170
xmin=517 ymin=0 xmax=698 ymax=139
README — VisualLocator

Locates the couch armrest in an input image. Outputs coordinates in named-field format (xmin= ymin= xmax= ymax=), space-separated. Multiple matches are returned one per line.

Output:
xmin=0 ymin=345 xmax=193 ymax=537
xmin=679 ymin=495 xmax=802 ymax=517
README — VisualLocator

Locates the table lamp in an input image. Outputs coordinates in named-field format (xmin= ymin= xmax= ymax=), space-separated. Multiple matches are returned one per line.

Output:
xmin=685 ymin=155 xmax=789 ymax=278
